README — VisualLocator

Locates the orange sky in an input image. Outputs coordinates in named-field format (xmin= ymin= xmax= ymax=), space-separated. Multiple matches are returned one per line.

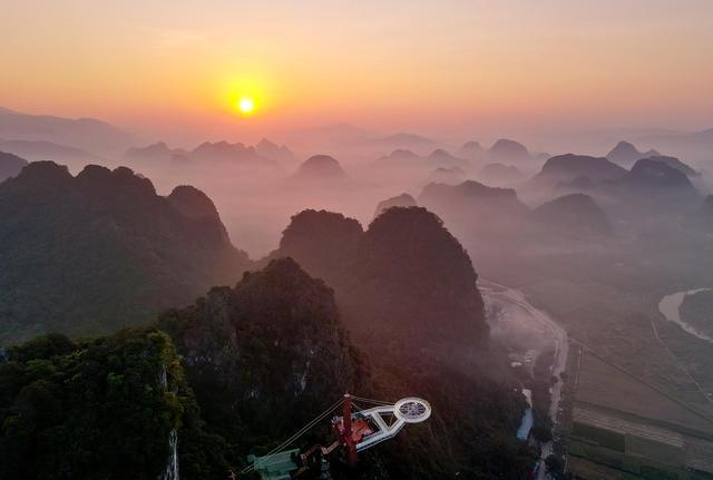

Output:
xmin=2 ymin=0 xmax=712 ymax=143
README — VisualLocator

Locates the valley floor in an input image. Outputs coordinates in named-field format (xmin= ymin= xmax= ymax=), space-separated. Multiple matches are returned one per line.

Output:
xmin=480 ymin=267 xmax=713 ymax=479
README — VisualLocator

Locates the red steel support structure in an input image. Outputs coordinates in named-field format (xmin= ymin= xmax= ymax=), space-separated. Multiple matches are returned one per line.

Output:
xmin=342 ymin=393 xmax=357 ymax=466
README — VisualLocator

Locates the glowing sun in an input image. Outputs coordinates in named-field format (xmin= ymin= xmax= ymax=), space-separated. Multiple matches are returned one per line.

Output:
xmin=238 ymin=97 xmax=255 ymax=115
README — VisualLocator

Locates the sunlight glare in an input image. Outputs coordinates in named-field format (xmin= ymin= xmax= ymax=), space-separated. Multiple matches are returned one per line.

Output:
xmin=238 ymin=97 xmax=255 ymax=115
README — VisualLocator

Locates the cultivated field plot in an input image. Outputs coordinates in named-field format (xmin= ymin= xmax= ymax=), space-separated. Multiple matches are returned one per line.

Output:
xmin=566 ymin=457 xmax=646 ymax=480
xmin=685 ymin=437 xmax=713 ymax=474
xmin=574 ymin=351 xmax=713 ymax=436
xmin=573 ymin=407 xmax=684 ymax=448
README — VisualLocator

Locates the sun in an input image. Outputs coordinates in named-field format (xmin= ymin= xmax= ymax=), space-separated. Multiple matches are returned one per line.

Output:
xmin=238 ymin=97 xmax=255 ymax=115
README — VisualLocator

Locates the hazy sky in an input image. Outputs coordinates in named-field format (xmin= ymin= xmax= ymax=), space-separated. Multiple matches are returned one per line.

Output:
xmin=2 ymin=0 xmax=712 ymax=143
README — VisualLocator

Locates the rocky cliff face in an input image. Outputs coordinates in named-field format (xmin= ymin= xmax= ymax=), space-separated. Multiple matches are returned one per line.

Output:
xmin=267 ymin=208 xmax=534 ymax=479
xmin=271 ymin=206 xmax=489 ymax=351
xmin=0 ymin=162 xmax=250 ymax=345
xmin=158 ymin=258 xmax=370 ymax=466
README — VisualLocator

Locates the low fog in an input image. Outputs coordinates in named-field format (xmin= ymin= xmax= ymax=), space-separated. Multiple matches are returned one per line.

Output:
xmin=3 ymin=106 xmax=713 ymax=479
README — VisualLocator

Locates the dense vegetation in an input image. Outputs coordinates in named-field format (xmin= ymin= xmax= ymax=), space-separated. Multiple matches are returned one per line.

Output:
xmin=0 ymin=180 xmax=538 ymax=478
xmin=0 ymin=162 xmax=250 ymax=345
xmin=159 ymin=258 xmax=373 ymax=476
xmin=0 ymin=329 xmax=188 ymax=479
xmin=0 ymin=259 xmax=374 ymax=479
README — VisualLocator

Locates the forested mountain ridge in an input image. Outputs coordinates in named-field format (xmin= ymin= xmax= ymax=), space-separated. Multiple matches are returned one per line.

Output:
xmin=269 ymin=207 xmax=534 ymax=478
xmin=0 ymin=329 xmax=191 ymax=479
xmin=273 ymin=206 xmax=489 ymax=349
xmin=0 ymin=161 xmax=251 ymax=345
xmin=0 ymin=260 xmax=374 ymax=480
xmin=0 ymin=209 xmax=534 ymax=479
xmin=158 ymin=257 xmax=377 ymax=477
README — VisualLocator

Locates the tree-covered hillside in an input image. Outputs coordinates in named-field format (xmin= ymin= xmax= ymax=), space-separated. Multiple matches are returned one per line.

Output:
xmin=0 ymin=329 xmax=192 ymax=479
xmin=0 ymin=162 xmax=251 ymax=345
xmin=0 ymin=233 xmax=534 ymax=479
xmin=159 ymin=257 xmax=371 ymax=470
xmin=271 ymin=207 xmax=535 ymax=478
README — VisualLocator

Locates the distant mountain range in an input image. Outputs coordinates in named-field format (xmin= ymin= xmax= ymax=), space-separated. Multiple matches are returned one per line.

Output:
xmin=417 ymin=178 xmax=613 ymax=243
xmin=527 ymin=154 xmax=628 ymax=193
xmin=521 ymin=153 xmax=703 ymax=224
xmin=459 ymin=138 xmax=544 ymax=168
xmin=376 ymin=148 xmax=468 ymax=170
xmin=0 ymin=107 xmax=140 ymax=156
xmin=123 ymin=139 xmax=293 ymax=167
xmin=282 ymin=123 xmax=443 ymax=157
xmin=0 ymin=139 xmax=103 ymax=173
xmin=0 ymin=150 xmax=28 ymax=182
xmin=375 ymin=138 xmax=542 ymax=176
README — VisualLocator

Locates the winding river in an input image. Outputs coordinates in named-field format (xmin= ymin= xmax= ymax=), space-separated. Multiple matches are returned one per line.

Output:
xmin=479 ymin=280 xmax=568 ymax=480
xmin=658 ymin=288 xmax=713 ymax=344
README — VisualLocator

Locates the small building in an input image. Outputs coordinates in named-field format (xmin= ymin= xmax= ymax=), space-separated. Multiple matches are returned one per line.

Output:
xmin=247 ymin=449 xmax=300 ymax=480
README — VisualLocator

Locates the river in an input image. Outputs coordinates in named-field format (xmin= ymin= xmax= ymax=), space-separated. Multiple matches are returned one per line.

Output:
xmin=479 ymin=279 xmax=569 ymax=423
xmin=517 ymin=389 xmax=534 ymax=441
xmin=479 ymin=279 xmax=569 ymax=480
xmin=658 ymin=288 xmax=713 ymax=344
